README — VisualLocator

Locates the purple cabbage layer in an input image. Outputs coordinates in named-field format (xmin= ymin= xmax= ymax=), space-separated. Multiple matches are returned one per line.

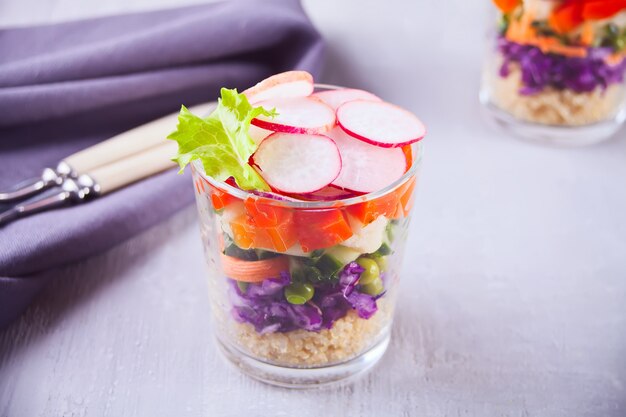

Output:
xmin=498 ymin=37 xmax=626 ymax=95
xmin=229 ymin=262 xmax=384 ymax=334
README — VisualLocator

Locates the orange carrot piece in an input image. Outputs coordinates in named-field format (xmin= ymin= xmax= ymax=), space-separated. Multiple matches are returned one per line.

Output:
xmin=347 ymin=191 xmax=400 ymax=224
xmin=244 ymin=197 xmax=292 ymax=228
xmin=401 ymin=145 xmax=413 ymax=172
xmin=398 ymin=177 xmax=417 ymax=218
xmin=295 ymin=209 xmax=353 ymax=252
xmin=549 ymin=2 xmax=585 ymax=34
xmin=547 ymin=43 xmax=588 ymax=58
xmin=243 ymin=197 xmax=297 ymax=252
xmin=230 ymin=214 xmax=256 ymax=249
xmin=520 ymin=9 xmax=537 ymax=43
xmin=505 ymin=8 xmax=536 ymax=44
xmin=209 ymin=186 xmax=240 ymax=211
xmin=229 ymin=210 xmax=297 ymax=253
xmin=220 ymin=253 xmax=289 ymax=283
xmin=582 ymin=0 xmax=626 ymax=20
xmin=535 ymin=37 xmax=588 ymax=58
xmin=492 ymin=0 xmax=520 ymax=13
xmin=580 ymin=21 xmax=595 ymax=45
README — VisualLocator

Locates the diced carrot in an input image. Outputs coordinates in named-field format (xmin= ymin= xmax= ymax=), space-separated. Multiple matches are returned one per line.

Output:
xmin=220 ymin=253 xmax=289 ymax=283
xmin=229 ymin=199 xmax=298 ymax=252
xmin=582 ymin=0 xmax=626 ymax=20
xmin=519 ymin=9 xmax=537 ymax=43
xmin=209 ymin=186 xmax=240 ymax=211
xmin=545 ymin=42 xmax=588 ymax=58
xmin=535 ymin=37 xmax=588 ymax=58
xmin=230 ymin=214 xmax=256 ymax=249
xmin=229 ymin=213 xmax=296 ymax=253
xmin=505 ymin=8 xmax=537 ymax=44
xmin=397 ymin=177 xmax=417 ymax=218
xmin=264 ymin=226 xmax=298 ymax=253
xmin=244 ymin=197 xmax=291 ymax=228
xmin=506 ymin=19 xmax=521 ymax=41
xmin=401 ymin=145 xmax=413 ymax=172
xmin=295 ymin=209 xmax=353 ymax=252
xmin=549 ymin=1 xmax=585 ymax=34
xmin=347 ymin=191 xmax=400 ymax=224
xmin=580 ymin=21 xmax=595 ymax=45
xmin=492 ymin=0 xmax=520 ymax=13
xmin=244 ymin=197 xmax=298 ymax=252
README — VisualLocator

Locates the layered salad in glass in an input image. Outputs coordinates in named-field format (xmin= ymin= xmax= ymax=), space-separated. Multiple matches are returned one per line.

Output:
xmin=483 ymin=0 xmax=626 ymax=131
xmin=169 ymin=71 xmax=425 ymax=385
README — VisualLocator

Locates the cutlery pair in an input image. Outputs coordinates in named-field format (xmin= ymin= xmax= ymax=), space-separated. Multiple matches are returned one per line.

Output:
xmin=0 ymin=103 xmax=214 ymax=226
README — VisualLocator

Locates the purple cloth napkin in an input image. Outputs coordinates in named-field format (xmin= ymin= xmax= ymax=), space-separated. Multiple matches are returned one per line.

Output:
xmin=0 ymin=0 xmax=324 ymax=328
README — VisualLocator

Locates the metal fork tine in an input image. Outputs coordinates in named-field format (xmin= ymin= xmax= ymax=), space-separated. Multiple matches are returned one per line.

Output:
xmin=0 ymin=168 xmax=62 ymax=203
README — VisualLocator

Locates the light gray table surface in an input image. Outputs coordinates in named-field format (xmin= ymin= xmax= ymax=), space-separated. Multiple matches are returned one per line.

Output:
xmin=1 ymin=1 xmax=625 ymax=416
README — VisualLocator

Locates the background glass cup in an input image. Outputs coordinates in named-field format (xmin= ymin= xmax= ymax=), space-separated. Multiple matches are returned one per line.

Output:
xmin=190 ymin=87 xmax=422 ymax=387
xmin=479 ymin=1 xmax=626 ymax=146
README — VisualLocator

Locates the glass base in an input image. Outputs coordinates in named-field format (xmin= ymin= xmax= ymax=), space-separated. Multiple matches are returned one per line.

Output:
xmin=479 ymin=91 xmax=625 ymax=147
xmin=215 ymin=332 xmax=390 ymax=389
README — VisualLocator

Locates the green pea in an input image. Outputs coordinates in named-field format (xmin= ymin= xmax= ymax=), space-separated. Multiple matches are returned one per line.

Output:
xmin=356 ymin=257 xmax=380 ymax=285
xmin=361 ymin=277 xmax=384 ymax=296
xmin=284 ymin=283 xmax=315 ymax=305
xmin=372 ymin=255 xmax=388 ymax=271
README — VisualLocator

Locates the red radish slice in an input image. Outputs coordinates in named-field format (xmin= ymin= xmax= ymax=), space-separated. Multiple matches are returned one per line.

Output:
xmin=253 ymin=132 xmax=341 ymax=194
xmin=252 ymin=97 xmax=336 ymax=134
xmin=251 ymin=190 xmax=304 ymax=202
xmin=312 ymin=88 xmax=381 ymax=110
xmin=297 ymin=186 xmax=359 ymax=201
xmin=328 ymin=126 xmax=406 ymax=193
xmin=244 ymin=71 xmax=314 ymax=103
xmin=337 ymin=100 xmax=426 ymax=147
xmin=248 ymin=124 xmax=272 ymax=144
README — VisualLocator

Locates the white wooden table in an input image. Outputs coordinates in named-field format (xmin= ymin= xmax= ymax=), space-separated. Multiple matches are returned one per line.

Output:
xmin=1 ymin=1 xmax=625 ymax=416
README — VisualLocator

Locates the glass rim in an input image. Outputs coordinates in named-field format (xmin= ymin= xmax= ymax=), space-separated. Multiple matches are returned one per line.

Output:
xmin=192 ymin=83 xmax=423 ymax=208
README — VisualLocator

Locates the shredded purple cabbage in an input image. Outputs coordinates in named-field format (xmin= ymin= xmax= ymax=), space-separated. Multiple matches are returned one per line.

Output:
xmin=229 ymin=262 xmax=383 ymax=334
xmin=497 ymin=37 xmax=626 ymax=95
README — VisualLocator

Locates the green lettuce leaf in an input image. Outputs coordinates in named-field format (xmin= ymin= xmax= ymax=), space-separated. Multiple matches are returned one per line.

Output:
xmin=168 ymin=88 xmax=274 ymax=191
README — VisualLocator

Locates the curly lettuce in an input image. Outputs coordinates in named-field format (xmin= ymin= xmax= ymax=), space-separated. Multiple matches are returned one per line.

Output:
xmin=168 ymin=88 xmax=274 ymax=191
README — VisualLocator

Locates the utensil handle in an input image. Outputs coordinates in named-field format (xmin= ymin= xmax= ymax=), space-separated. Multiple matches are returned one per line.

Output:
xmin=62 ymin=102 xmax=215 ymax=174
xmin=87 ymin=141 xmax=178 ymax=195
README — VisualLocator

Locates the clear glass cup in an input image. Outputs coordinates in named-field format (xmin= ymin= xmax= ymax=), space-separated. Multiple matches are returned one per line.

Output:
xmin=479 ymin=2 xmax=626 ymax=146
xmin=190 ymin=87 xmax=422 ymax=387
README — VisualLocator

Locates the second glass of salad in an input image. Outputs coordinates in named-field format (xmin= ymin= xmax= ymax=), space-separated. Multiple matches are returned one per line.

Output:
xmin=169 ymin=71 xmax=426 ymax=387
xmin=481 ymin=0 xmax=626 ymax=145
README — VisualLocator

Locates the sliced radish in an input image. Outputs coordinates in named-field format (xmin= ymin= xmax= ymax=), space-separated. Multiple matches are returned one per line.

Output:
xmin=248 ymin=124 xmax=272 ymax=144
xmin=251 ymin=190 xmax=304 ymax=202
xmin=244 ymin=71 xmax=314 ymax=103
xmin=252 ymin=97 xmax=336 ymax=134
xmin=295 ymin=185 xmax=359 ymax=201
xmin=253 ymin=133 xmax=341 ymax=194
xmin=326 ymin=126 xmax=406 ymax=193
xmin=312 ymin=88 xmax=381 ymax=110
xmin=337 ymin=100 xmax=426 ymax=148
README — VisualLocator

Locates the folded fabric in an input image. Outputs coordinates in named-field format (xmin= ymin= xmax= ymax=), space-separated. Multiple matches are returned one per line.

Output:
xmin=0 ymin=0 xmax=324 ymax=328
